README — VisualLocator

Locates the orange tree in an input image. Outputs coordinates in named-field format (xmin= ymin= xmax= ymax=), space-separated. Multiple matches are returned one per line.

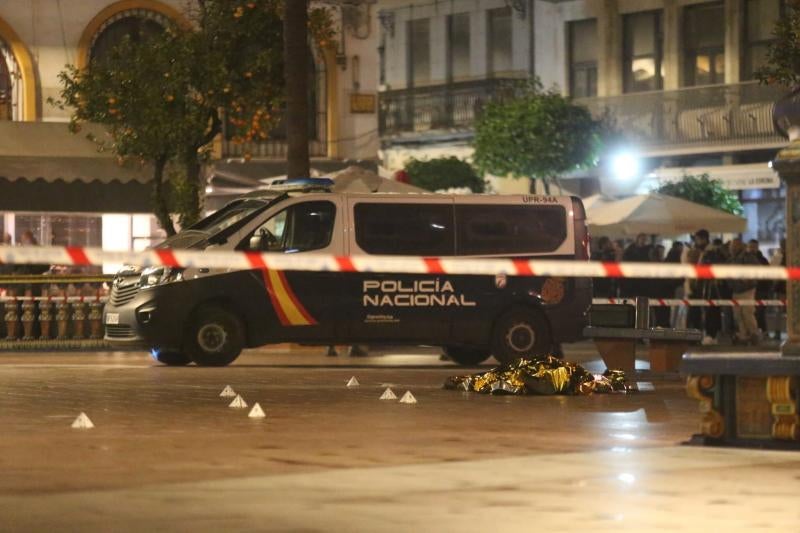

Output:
xmin=51 ymin=0 xmax=333 ymax=234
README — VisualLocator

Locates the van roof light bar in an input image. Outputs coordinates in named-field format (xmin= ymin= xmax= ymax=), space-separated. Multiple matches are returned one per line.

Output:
xmin=264 ymin=177 xmax=334 ymax=192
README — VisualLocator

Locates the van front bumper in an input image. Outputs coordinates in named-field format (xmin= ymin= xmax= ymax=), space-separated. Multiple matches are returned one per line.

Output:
xmin=103 ymin=286 xmax=187 ymax=351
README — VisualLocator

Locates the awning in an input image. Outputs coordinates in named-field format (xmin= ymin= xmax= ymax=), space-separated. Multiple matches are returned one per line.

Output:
xmin=209 ymin=158 xmax=378 ymax=187
xmin=0 ymin=177 xmax=151 ymax=212
xmin=587 ymin=193 xmax=747 ymax=236
xmin=0 ymin=155 xmax=151 ymax=184
xmin=646 ymin=162 xmax=780 ymax=190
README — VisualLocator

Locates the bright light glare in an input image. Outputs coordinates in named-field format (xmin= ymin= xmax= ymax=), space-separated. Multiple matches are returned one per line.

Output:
xmin=617 ymin=473 xmax=636 ymax=485
xmin=611 ymin=152 xmax=640 ymax=181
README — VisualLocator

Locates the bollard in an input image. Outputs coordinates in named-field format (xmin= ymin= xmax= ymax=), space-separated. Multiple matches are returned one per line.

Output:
xmin=72 ymin=301 xmax=87 ymax=340
xmin=88 ymin=301 xmax=104 ymax=340
xmin=38 ymin=300 xmax=53 ymax=340
xmin=20 ymin=300 xmax=36 ymax=340
xmin=4 ymin=300 xmax=19 ymax=340
xmin=56 ymin=301 xmax=70 ymax=340
xmin=635 ymin=297 xmax=650 ymax=330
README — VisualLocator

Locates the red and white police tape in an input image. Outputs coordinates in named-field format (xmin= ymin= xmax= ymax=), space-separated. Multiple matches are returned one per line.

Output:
xmin=593 ymin=298 xmax=785 ymax=307
xmin=0 ymin=245 xmax=798 ymax=280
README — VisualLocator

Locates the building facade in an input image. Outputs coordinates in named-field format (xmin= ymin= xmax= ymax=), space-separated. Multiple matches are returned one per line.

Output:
xmin=376 ymin=0 xmax=788 ymax=243
xmin=0 ymin=0 xmax=380 ymax=254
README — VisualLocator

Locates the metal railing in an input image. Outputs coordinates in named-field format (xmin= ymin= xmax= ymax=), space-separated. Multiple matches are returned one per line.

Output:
xmin=577 ymin=81 xmax=788 ymax=153
xmin=378 ymin=78 xmax=520 ymax=136
xmin=1 ymin=275 xmax=112 ymax=349
xmin=221 ymin=138 xmax=328 ymax=159
xmin=378 ymin=79 xmax=788 ymax=153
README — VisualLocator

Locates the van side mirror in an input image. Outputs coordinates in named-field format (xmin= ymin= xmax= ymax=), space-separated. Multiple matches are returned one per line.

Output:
xmin=249 ymin=234 xmax=263 ymax=251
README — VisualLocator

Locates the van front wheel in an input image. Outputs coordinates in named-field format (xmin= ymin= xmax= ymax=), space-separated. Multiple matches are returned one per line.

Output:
xmin=445 ymin=346 xmax=490 ymax=366
xmin=185 ymin=307 xmax=244 ymax=367
xmin=491 ymin=308 xmax=552 ymax=365
xmin=154 ymin=350 xmax=191 ymax=366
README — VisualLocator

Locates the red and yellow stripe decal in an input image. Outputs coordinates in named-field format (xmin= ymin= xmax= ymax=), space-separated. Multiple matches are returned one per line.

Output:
xmin=246 ymin=253 xmax=317 ymax=327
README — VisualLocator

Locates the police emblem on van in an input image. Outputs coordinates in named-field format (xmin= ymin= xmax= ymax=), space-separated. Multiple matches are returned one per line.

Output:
xmin=362 ymin=279 xmax=477 ymax=307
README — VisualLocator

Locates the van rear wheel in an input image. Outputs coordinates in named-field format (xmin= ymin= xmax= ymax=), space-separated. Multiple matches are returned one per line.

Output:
xmin=491 ymin=308 xmax=552 ymax=365
xmin=445 ymin=346 xmax=490 ymax=366
xmin=185 ymin=306 xmax=244 ymax=367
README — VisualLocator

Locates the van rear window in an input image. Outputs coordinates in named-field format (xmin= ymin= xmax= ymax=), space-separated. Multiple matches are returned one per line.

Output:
xmin=354 ymin=203 xmax=454 ymax=255
xmin=455 ymin=204 xmax=567 ymax=255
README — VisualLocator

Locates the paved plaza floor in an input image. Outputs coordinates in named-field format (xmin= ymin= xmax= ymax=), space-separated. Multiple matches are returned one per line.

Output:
xmin=1 ymin=344 xmax=798 ymax=531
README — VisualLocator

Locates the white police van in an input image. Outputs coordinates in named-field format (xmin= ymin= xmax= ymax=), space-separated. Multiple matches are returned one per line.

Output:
xmin=104 ymin=179 xmax=591 ymax=366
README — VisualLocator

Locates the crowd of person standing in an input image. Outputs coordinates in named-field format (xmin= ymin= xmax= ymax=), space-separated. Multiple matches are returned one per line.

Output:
xmin=591 ymin=229 xmax=786 ymax=346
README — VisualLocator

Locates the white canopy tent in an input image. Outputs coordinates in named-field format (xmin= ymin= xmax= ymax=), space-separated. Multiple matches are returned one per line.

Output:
xmin=586 ymin=193 xmax=746 ymax=237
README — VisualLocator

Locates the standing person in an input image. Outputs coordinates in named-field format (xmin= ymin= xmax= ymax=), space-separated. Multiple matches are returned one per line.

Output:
xmin=650 ymin=244 xmax=671 ymax=327
xmin=771 ymin=238 xmax=786 ymax=340
xmin=729 ymin=238 xmax=761 ymax=345
xmin=0 ymin=233 xmax=12 ymax=275
xmin=698 ymin=238 xmax=726 ymax=345
xmin=591 ymin=236 xmax=618 ymax=298
xmin=664 ymin=242 xmax=685 ymax=327
xmin=622 ymin=233 xmax=652 ymax=298
xmin=685 ymin=230 xmax=709 ymax=334
xmin=749 ymin=239 xmax=770 ymax=337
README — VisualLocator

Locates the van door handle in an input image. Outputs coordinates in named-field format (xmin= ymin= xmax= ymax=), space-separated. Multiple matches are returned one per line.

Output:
xmin=199 ymin=268 xmax=209 ymax=273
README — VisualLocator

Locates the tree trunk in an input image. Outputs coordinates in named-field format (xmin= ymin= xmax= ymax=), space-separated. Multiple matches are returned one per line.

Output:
xmin=152 ymin=156 xmax=176 ymax=236
xmin=284 ymin=0 xmax=310 ymax=179
xmin=528 ymin=177 xmax=537 ymax=194
xmin=181 ymin=150 xmax=203 ymax=229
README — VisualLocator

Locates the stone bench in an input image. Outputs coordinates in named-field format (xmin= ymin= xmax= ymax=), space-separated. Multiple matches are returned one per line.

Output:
xmin=583 ymin=299 xmax=702 ymax=372
xmin=584 ymin=325 xmax=703 ymax=372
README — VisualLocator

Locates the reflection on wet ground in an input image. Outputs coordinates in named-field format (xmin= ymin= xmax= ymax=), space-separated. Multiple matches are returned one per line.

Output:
xmin=0 ymin=344 xmax=797 ymax=531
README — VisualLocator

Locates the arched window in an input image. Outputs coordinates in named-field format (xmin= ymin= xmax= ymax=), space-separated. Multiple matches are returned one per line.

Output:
xmin=89 ymin=9 xmax=169 ymax=63
xmin=0 ymin=38 xmax=21 ymax=121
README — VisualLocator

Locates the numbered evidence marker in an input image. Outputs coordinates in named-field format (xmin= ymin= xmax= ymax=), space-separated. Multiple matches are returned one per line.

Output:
xmin=398 ymin=391 xmax=417 ymax=404
xmin=71 ymin=412 xmax=95 ymax=429
xmin=248 ymin=403 xmax=266 ymax=419
xmin=379 ymin=388 xmax=397 ymax=400
xmin=346 ymin=376 xmax=360 ymax=388
xmin=229 ymin=394 xmax=248 ymax=409
xmin=219 ymin=385 xmax=236 ymax=398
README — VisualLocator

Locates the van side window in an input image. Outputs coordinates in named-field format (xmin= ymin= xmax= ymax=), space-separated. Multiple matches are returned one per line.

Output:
xmin=455 ymin=205 xmax=567 ymax=255
xmin=239 ymin=201 xmax=336 ymax=253
xmin=354 ymin=203 xmax=455 ymax=255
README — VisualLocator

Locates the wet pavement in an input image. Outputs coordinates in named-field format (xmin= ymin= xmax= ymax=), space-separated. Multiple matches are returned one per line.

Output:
xmin=1 ymin=344 xmax=798 ymax=531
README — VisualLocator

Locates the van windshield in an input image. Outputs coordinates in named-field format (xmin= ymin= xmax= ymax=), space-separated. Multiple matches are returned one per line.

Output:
xmin=158 ymin=197 xmax=279 ymax=249
xmin=196 ymin=199 xmax=272 ymax=236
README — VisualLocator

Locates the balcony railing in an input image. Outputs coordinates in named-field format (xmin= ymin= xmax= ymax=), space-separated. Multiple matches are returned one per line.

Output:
xmin=379 ymin=79 xmax=788 ymax=154
xmin=577 ymin=81 xmax=788 ymax=154
xmin=221 ymin=138 xmax=328 ymax=159
xmin=378 ymin=78 xmax=519 ymax=137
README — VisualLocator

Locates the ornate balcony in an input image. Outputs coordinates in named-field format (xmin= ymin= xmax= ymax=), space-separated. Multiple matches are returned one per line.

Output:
xmin=378 ymin=79 xmax=788 ymax=156
xmin=577 ymin=81 xmax=788 ymax=156
xmin=378 ymin=78 xmax=518 ymax=137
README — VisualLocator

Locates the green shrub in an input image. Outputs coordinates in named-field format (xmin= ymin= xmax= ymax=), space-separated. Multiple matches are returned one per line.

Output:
xmin=404 ymin=157 xmax=485 ymax=193
xmin=655 ymin=173 xmax=743 ymax=215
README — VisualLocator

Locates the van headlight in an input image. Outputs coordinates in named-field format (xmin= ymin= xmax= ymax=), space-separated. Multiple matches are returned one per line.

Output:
xmin=140 ymin=266 xmax=183 ymax=288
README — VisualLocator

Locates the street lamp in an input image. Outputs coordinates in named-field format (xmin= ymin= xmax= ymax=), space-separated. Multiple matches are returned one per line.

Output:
xmin=610 ymin=151 xmax=641 ymax=182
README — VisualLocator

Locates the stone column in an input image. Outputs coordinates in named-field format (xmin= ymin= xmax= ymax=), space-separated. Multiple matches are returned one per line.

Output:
xmin=597 ymin=0 xmax=622 ymax=97
xmin=662 ymin=0 xmax=680 ymax=90
xmin=724 ymin=0 xmax=742 ymax=85
xmin=772 ymin=135 xmax=800 ymax=356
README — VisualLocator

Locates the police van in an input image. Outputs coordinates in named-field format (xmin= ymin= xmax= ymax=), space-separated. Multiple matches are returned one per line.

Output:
xmin=104 ymin=179 xmax=591 ymax=366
